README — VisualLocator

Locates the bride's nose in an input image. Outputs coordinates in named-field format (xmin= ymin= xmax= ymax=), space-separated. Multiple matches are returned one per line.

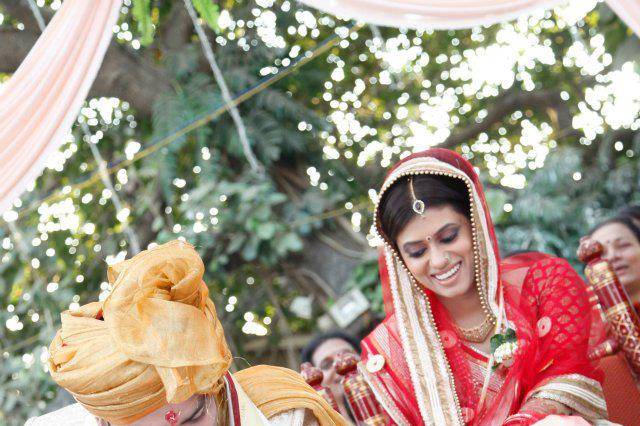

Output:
xmin=428 ymin=245 xmax=449 ymax=271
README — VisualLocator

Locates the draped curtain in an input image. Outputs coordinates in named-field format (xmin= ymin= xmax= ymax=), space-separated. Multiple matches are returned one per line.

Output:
xmin=0 ymin=0 xmax=121 ymax=214
xmin=298 ymin=0 xmax=640 ymax=35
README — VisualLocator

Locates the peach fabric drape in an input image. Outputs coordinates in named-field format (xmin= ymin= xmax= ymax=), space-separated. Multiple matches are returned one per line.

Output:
xmin=0 ymin=0 xmax=121 ymax=214
xmin=298 ymin=0 xmax=640 ymax=34
xmin=235 ymin=365 xmax=348 ymax=426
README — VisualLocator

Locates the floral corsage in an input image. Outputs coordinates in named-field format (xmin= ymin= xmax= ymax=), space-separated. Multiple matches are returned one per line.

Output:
xmin=490 ymin=328 xmax=519 ymax=370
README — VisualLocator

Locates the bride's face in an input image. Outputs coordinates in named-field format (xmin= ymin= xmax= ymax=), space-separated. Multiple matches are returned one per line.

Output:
xmin=396 ymin=204 xmax=476 ymax=300
xmin=99 ymin=394 xmax=219 ymax=425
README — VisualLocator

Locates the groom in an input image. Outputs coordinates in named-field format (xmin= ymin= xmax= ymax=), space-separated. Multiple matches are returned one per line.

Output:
xmin=27 ymin=240 xmax=346 ymax=426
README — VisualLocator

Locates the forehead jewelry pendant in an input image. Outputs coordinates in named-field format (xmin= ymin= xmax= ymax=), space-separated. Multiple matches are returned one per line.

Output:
xmin=409 ymin=177 xmax=427 ymax=216
xmin=165 ymin=410 xmax=180 ymax=425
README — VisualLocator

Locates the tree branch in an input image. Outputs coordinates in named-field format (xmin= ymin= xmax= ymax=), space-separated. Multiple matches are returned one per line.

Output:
xmin=0 ymin=27 xmax=38 ymax=72
xmin=0 ymin=0 xmax=52 ymax=30
xmin=440 ymin=90 xmax=566 ymax=149
xmin=0 ymin=27 xmax=172 ymax=117
xmin=95 ymin=43 xmax=172 ymax=117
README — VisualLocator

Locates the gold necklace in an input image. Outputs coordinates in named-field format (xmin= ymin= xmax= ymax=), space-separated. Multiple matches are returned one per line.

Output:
xmin=454 ymin=315 xmax=496 ymax=343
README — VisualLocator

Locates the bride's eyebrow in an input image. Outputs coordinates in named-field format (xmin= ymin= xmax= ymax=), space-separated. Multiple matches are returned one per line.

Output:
xmin=437 ymin=223 xmax=458 ymax=235
xmin=181 ymin=396 xmax=206 ymax=424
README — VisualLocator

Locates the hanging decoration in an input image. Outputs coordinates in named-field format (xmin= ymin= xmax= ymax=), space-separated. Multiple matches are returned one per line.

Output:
xmin=297 ymin=0 xmax=640 ymax=35
xmin=0 ymin=0 xmax=122 ymax=215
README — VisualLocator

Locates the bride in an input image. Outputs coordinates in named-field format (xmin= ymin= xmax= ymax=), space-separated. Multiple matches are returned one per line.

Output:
xmin=359 ymin=148 xmax=610 ymax=425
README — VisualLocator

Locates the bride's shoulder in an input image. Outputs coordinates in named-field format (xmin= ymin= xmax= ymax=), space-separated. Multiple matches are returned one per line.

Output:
xmin=26 ymin=403 xmax=98 ymax=426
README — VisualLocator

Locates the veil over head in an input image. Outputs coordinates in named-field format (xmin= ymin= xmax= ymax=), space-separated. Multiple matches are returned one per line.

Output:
xmin=375 ymin=149 xmax=502 ymax=319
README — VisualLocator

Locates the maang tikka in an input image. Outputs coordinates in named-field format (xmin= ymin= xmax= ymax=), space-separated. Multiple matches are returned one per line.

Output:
xmin=409 ymin=177 xmax=427 ymax=216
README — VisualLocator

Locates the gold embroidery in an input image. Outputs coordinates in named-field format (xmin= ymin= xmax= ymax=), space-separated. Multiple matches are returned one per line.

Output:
xmin=527 ymin=375 xmax=608 ymax=420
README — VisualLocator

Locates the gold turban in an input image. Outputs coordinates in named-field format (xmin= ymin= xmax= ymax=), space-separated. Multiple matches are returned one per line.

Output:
xmin=234 ymin=365 xmax=348 ymax=426
xmin=48 ymin=240 xmax=232 ymax=424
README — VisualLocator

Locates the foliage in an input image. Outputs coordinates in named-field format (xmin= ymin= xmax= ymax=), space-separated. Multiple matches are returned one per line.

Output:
xmin=494 ymin=143 xmax=640 ymax=265
xmin=193 ymin=0 xmax=221 ymax=33
xmin=345 ymin=258 xmax=383 ymax=315
xmin=0 ymin=0 xmax=639 ymax=424
xmin=131 ymin=0 xmax=154 ymax=46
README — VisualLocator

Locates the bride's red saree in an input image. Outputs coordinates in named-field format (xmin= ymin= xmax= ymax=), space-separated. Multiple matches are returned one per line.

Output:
xmin=359 ymin=149 xmax=607 ymax=425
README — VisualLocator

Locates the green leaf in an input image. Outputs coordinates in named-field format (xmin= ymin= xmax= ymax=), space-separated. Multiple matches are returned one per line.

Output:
xmin=267 ymin=192 xmax=288 ymax=204
xmin=227 ymin=235 xmax=246 ymax=254
xmin=278 ymin=233 xmax=303 ymax=255
xmin=193 ymin=0 xmax=221 ymax=33
xmin=151 ymin=216 xmax=164 ymax=232
xmin=489 ymin=333 xmax=505 ymax=353
xmin=242 ymin=237 xmax=260 ymax=261
xmin=257 ymin=223 xmax=277 ymax=240
xmin=132 ymin=0 xmax=154 ymax=46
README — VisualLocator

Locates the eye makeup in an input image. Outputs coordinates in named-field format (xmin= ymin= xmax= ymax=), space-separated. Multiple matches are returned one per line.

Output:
xmin=407 ymin=247 xmax=426 ymax=258
xmin=440 ymin=227 xmax=459 ymax=244
xmin=402 ymin=223 xmax=460 ymax=258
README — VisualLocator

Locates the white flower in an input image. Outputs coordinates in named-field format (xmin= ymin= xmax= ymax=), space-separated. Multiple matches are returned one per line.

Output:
xmin=494 ymin=341 xmax=518 ymax=365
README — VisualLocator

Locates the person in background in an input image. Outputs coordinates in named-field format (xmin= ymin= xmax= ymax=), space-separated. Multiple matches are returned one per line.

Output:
xmin=301 ymin=331 xmax=360 ymax=422
xmin=590 ymin=207 xmax=640 ymax=308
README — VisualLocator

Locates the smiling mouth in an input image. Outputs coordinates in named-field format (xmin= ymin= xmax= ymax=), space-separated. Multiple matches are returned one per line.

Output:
xmin=433 ymin=262 xmax=461 ymax=282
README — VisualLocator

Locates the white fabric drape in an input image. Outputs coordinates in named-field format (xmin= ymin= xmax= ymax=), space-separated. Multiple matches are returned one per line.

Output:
xmin=297 ymin=0 xmax=640 ymax=34
xmin=0 ymin=0 xmax=121 ymax=214
xmin=25 ymin=403 xmax=98 ymax=426
xmin=297 ymin=0 xmax=563 ymax=30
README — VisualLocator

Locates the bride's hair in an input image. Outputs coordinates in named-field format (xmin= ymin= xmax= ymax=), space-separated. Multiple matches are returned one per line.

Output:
xmin=379 ymin=174 xmax=470 ymax=243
